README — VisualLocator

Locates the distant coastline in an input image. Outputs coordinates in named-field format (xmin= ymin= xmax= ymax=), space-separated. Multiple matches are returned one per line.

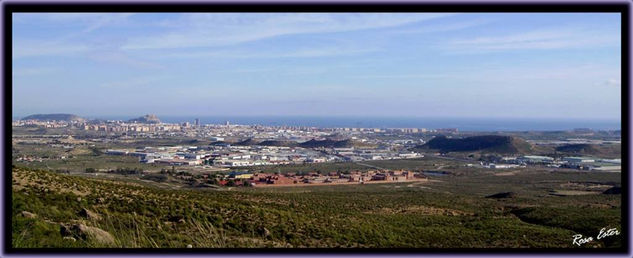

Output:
xmin=12 ymin=115 xmax=621 ymax=131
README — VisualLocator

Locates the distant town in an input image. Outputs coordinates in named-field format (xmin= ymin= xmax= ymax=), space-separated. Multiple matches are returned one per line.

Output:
xmin=12 ymin=114 xmax=621 ymax=188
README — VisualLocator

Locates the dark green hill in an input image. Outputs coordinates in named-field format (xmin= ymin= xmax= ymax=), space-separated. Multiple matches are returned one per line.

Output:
xmin=416 ymin=135 xmax=532 ymax=154
xmin=234 ymin=138 xmax=260 ymax=146
xmin=299 ymin=139 xmax=355 ymax=148
xmin=555 ymin=144 xmax=603 ymax=155
xmin=22 ymin=113 xmax=85 ymax=122
xmin=234 ymin=139 xmax=298 ymax=147
xmin=258 ymin=140 xmax=299 ymax=147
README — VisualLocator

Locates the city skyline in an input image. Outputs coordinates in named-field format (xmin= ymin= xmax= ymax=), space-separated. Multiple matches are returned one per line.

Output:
xmin=13 ymin=13 xmax=622 ymax=119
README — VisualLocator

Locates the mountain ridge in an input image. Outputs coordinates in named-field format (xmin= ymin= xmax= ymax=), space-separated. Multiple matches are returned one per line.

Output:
xmin=22 ymin=114 xmax=85 ymax=122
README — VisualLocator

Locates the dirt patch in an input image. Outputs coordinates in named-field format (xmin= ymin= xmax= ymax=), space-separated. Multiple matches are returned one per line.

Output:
xmin=406 ymin=179 xmax=439 ymax=188
xmin=495 ymin=171 xmax=518 ymax=176
xmin=548 ymin=190 xmax=601 ymax=196
xmin=559 ymin=182 xmax=613 ymax=190
xmin=253 ymin=178 xmax=430 ymax=188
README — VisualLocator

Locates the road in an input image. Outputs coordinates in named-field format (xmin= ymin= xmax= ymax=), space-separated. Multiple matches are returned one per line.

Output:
xmin=354 ymin=162 xmax=387 ymax=170
xmin=428 ymin=154 xmax=475 ymax=163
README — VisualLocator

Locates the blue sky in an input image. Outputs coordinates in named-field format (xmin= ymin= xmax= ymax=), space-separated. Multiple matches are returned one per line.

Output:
xmin=12 ymin=13 xmax=621 ymax=119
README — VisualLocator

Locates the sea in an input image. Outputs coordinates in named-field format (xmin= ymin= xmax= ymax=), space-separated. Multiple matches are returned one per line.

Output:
xmin=61 ymin=116 xmax=621 ymax=132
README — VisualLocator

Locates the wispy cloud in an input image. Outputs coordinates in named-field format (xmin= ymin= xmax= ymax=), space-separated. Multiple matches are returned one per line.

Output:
xmin=12 ymin=67 xmax=60 ymax=77
xmin=153 ymin=45 xmax=379 ymax=60
xmin=443 ymin=25 xmax=620 ymax=53
xmin=13 ymin=13 xmax=134 ymax=59
xmin=392 ymin=18 xmax=492 ymax=34
xmin=87 ymin=50 xmax=164 ymax=69
xmin=603 ymin=78 xmax=621 ymax=86
xmin=467 ymin=64 xmax=620 ymax=82
xmin=99 ymin=76 xmax=168 ymax=88
xmin=122 ymin=13 xmax=453 ymax=50
xmin=349 ymin=74 xmax=450 ymax=79
xmin=348 ymin=64 xmax=620 ymax=86
xmin=14 ymin=13 xmax=134 ymax=33
xmin=13 ymin=40 xmax=90 ymax=59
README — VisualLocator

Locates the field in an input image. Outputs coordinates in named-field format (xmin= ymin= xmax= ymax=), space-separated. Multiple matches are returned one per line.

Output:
xmin=11 ymin=165 xmax=621 ymax=248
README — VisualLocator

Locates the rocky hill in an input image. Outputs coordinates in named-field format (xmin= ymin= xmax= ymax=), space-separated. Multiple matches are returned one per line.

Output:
xmin=234 ymin=138 xmax=260 ymax=146
xmin=127 ymin=114 xmax=161 ymax=124
xmin=259 ymin=140 xmax=299 ymax=147
xmin=415 ymin=135 xmax=532 ymax=154
xmin=22 ymin=113 xmax=85 ymax=122
xmin=299 ymin=139 xmax=356 ymax=148
xmin=234 ymin=139 xmax=299 ymax=147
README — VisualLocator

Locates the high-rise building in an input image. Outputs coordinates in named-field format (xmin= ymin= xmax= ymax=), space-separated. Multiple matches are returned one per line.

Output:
xmin=194 ymin=118 xmax=200 ymax=127
xmin=225 ymin=121 xmax=230 ymax=126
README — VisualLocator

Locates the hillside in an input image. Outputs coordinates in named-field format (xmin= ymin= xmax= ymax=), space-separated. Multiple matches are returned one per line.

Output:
xmin=555 ymin=144 xmax=603 ymax=155
xmin=234 ymin=138 xmax=260 ymax=146
xmin=12 ymin=166 xmax=595 ymax=248
xmin=416 ymin=135 xmax=532 ymax=154
xmin=258 ymin=140 xmax=299 ymax=147
xmin=299 ymin=139 xmax=356 ymax=148
xmin=127 ymin=114 xmax=161 ymax=124
xmin=22 ymin=114 xmax=85 ymax=122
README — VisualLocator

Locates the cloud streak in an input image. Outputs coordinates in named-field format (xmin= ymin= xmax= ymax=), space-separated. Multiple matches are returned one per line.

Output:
xmin=392 ymin=18 xmax=492 ymax=35
xmin=14 ymin=13 xmax=134 ymax=33
xmin=99 ymin=76 xmax=169 ymax=88
xmin=151 ymin=45 xmax=380 ymax=60
xmin=13 ymin=40 xmax=90 ymax=59
xmin=122 ymin=13 xmax=453 ymax=50
xmin=12 ymin=67 xmax=60 ymax=77
xmin=443 ymin=25 xmax=620 ymax=53
xmin=603 ymin=78 xmax=621 ymax=86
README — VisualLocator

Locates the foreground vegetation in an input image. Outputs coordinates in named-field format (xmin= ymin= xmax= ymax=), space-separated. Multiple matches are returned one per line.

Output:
xmin=11 ymin=165 xmax=621 ymax=248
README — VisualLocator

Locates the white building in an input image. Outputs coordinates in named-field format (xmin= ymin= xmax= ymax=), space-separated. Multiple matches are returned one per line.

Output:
xmin=517 ymin=155 xmax=554 ymax=164
xmin=563 ymin=157 xmax=595 ymax=164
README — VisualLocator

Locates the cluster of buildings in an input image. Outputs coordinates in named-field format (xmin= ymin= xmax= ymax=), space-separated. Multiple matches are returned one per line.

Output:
xmin=489 ymin=155 xmax=621 ymax=172
xmin=14 ymin=117 xmax=434 ymax=170
xmin=327 ymin=147 xmax=422 ymax=161
xmin=12 ymin=119 xmax=79 ymax=128
xmin=106 ymin=146 xmax=205 ymax=166
xmin=106 ymin=143 xmax=424 ymax=168
xmin=13 ymin=117 xmax=445 ymax=142
xmin=217 ymin=169 xmax=426 ymax=187
xmin=82 ymin=123 xmax=182 ymax=132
